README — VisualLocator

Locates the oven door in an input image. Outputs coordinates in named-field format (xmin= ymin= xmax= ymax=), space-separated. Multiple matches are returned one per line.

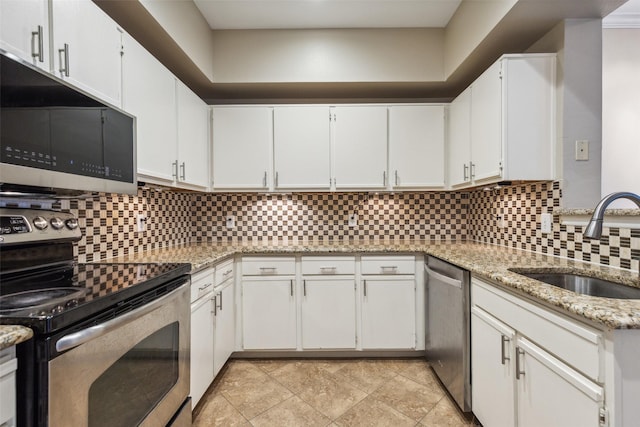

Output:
xmin=48 ymin=281 xmax=190 ymax=427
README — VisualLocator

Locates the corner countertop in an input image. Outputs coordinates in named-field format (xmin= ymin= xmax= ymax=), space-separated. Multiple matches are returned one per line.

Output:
xmin=105 ymin=240 xmax=640 ymax=330
xmin=0 ymin=325 xmax=33 ymax=350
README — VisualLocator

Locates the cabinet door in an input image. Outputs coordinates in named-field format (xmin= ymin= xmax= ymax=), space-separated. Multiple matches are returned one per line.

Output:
xmin=516 ymin=337 xmax=604 ymax=427
xmin=0 ymin=0 xmax=49 ymax=71
xmin=389 ymin=106 xmax=445 ymax=189
xmin=333 ymin=106 xmax=388 ymax=189
xmin=470 ymin=60 xmax=502 ymax=183
xmin=177 ymin=80 xmax=209 ymax=190
xmin=273 ymin=106 xmax=331 ymax=190
xmin=122 ymin=34 xmax=177 ymax=183
xmin=51 ymin=0 xmax=122 ymax=107
xmin=471 ymin=307 xmax=516 ymax=427
xmin=301 ymin=278 xmax=356 ymax=349
xmin=213 ymin=282 xmax=235 ymax=377
xmin=212 ymin=107 xmax=272 ymax=190
xmin=242 ymin=279 xmax=296 ymax=350
xmin=361 ymin=278 xmax=415 ymax=349
xmin=448 ymin=88 xmax=472 ymax=188
xmin=190 ymin=295 xmax=215 ymax=407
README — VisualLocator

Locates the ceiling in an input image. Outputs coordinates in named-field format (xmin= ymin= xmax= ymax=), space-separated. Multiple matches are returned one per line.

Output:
xmin=192 ymin=0 xmax=463 ymax=30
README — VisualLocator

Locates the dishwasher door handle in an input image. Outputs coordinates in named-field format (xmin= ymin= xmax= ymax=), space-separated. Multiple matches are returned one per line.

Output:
xmin=425 ymin=265 xmax=462 ymax=289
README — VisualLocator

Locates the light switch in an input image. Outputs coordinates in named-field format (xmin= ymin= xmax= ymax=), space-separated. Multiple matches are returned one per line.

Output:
xmin=575 ymin=140 xmax=589 ymax=161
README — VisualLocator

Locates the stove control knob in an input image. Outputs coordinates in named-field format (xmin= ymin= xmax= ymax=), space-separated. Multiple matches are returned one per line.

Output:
xmin=65 ymin=218 xmax=79 ymax=230
xmin=33 ymin=216 xmax=48 ymax=230
xmin=50 ymin=217 xmax=64 ymax=230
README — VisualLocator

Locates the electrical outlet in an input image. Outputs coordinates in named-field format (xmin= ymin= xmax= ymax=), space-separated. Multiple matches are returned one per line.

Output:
xmin=497 ymin=214 xmax=505 ymax=229
xmin=136 ymin=214 xmax=147 ymax=232
xmin=348 ymin=213 xmax=358 ymax=227
xmin=226 ymin=215 xmax=235 ymax=229
xmin=541 ymin=213 xmax=552 ymax=233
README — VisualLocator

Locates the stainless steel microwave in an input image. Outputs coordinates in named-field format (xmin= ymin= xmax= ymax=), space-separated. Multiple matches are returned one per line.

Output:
xmin=0 ymin=51 xmax=137 ymax=195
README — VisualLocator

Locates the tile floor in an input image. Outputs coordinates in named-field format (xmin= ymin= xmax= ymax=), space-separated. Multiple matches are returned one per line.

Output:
xmin=192 ymin=358 xmax=479 ymax=426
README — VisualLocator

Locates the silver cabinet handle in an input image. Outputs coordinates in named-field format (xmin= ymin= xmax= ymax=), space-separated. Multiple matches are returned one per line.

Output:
xmin=262 ymin=171 xmax=267 ymax=187
xmin=380 ymin=266 xmax=398 ymax=272
xmin=303 ymin=279 xmax=307 ymax=297
xmin=394 ymin=170 xmax=399 ymax=186
xmin=58 ymin=43 xmax=69 ymax=77
xmin=172 ymin=160 xmax=178 ymax=179
xmin=31 ymin=25 xmax=44 ymax=63
xmin=515 ymin=347 xmax=525 ymax=379
xmin=470 ymin=162 xmax=476 ymax=180
xmin=275 ymin=172 xmax=279 ymax=187
xmin=463 ymin=164 xmax=469 ymax=181
xmin=501 ymin=335 xmax=510 ymax=365
xmin=222 ymin=269 xmax=233 ymax=277
xmin=198 ymin=282 xmax=213 ymax=292
xmin=180 ymin=162 xmax=186 ymax=180
xmin=320 ymin=266 xmax=337 ymax=274
xmin=363 ymin=280 xmax=367 ymax=297
xmin=212 ymin=294 xmax=217 ymax=316
xmin=56 ymin=282 xmax=188 ymax=352
xmin=217 ymin=291 xmax=223 ymax=311
xmin=383 ymin=171 xmax=387 ymax=186
xmin=259 ymin=267 xmax=277 ymax=274
xmin=290 ymin=279 xmax=294 ymax=297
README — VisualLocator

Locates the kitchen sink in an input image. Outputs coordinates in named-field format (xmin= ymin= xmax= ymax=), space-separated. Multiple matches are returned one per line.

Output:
xmin=509 ymin=270 xmax=640 ymax=299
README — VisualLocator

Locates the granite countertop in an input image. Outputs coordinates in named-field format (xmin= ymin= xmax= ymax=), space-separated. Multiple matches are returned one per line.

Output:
xmin=0 ymin=325 xmax=33 ymax=350
xmin=106 ymin=240 xmax=640 ymax=330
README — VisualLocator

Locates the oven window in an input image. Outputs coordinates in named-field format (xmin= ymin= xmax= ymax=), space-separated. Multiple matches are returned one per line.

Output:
xmin=87 ymin=322 xmax=179 ymax=426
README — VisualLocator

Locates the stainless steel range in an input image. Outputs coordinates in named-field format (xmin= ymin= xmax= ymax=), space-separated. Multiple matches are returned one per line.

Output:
xmin=0 ymin=207 xmax=192 ymax=427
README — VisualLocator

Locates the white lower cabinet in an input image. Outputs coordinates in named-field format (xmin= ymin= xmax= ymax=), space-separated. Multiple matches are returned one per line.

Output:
xmin=189 ymin=268 xmax=215 ymax=407
xmin=242 ymin=278 xmax=296 ymax=350
xmin=361 ymin=256 xmax=416 ymax=350
xmin=471 ymin=278 xmax=605 ymax=427
xmin=0 ymin=347 xmax=17 ymax=427
xmin=213 ymin=277 xmax=235 ymax=377
xmin=361 ymin=278 xmax=416 ymax=349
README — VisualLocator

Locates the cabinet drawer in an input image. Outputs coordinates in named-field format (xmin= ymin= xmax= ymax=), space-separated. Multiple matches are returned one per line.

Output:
xmin=191 ymin=267 xmax=215 ymax=303
xmin=301 ymin=256 xmax=355 ymax=275
xmin=215 ymin=259 xmax=234 ymax=285
xmin=361 ymin=256 xmax=415 ymax=275
xmin=242 ymin=257 xmax=296 ymax=276
xmin=472 ymin=278 xmax=603 ymax=381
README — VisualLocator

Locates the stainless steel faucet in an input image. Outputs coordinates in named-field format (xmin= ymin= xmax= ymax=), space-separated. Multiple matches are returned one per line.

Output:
xmin=583 ymin=192 xmax=640 ymax=279
xmin=583 ymin=192 xmax=640 ymax=239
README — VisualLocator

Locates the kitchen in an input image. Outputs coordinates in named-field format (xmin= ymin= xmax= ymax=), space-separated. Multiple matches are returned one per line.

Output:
xmin=1 ymin=0 xmax=640 ymax=426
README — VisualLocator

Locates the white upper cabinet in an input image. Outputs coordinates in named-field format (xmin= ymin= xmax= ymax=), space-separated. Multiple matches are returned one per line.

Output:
xmin=332 ymin=106 xmax=388 ymax=190
xmin=122 ymin=33 xmax=177 ymax=184
xmin=470 ymin=60 xmax=503 ymax=183
xmin=0 ymin=0 xmax=50 ymax=71
xmin=212 ymin=107 xmax=273 ymax=191
xmin=176 ymin=80 xmax=209 ymax=190
xmin=389 ymin=105 xmax=445 ymax=189
xmin=273 ymin=106 xmax=331 ymax=190
xmin=50 ymin=0 xmax=123 ymax=107
xmin=448 ymin=54 xmax=556 ymax=189
xmin=448 ymin=87 xmax=472 ymax=188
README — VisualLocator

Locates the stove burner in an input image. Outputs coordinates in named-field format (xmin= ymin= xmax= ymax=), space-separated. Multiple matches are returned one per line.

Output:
xmin=0 ymin=287 xmax=87 ymax=313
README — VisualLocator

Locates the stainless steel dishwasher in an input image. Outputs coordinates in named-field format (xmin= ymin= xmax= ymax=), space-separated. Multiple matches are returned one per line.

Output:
xmin=425 ymin=255 xmax=471 ymax=413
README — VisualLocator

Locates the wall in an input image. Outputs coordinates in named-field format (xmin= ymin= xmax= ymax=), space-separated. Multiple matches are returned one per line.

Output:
xmin=468 ymin=181 xmax=640 ymax=272
xmin=526 ymin=19 xmax=603 ymax=209
xmin=602 ymin=28 xmax=640 ymax=207
xmin=69 ymin=184 xmax=639 ymax=274
xmin=211 ymin=29 xmax=444 ymax=83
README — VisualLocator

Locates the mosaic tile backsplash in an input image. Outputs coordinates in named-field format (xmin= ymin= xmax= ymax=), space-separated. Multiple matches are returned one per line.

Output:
xmin=65 ymin=182 xmax=639 ymax=273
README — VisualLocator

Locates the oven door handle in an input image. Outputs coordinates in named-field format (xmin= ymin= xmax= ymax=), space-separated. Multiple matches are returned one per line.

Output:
xmin=55 ymin=282 xmax=188 ymax=353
